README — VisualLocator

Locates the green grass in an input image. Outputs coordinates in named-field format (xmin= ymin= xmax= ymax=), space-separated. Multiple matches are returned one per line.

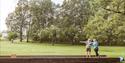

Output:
xmin=0 ymin=40 xmax=125 ymax=58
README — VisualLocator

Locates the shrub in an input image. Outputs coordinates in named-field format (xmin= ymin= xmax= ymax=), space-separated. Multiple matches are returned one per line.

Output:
xmin=8 ymin=32 xmax=17 ymax=41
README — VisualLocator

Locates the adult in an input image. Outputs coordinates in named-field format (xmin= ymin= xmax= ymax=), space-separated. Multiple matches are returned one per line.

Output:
xmin=80 ymin=39 xmax=92 ymax=57
xmin=92 ymin=39 xmax=99 ymax=56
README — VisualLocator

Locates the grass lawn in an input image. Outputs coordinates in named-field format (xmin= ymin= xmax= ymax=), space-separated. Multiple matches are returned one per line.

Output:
xmin=0 ymin=40 xmax=125 ymax=58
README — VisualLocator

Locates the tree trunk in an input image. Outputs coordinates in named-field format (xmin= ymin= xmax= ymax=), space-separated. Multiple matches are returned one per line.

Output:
xmin=26 ymin=30 xmax=29 ymax=42
xmin=11 ymin=39 xmax=14 ymax=43
xmin=72 ymin=39 xmax=75 ymax=45
xmin=27 ymin=22 xmax=30 ymax=42
xmin=52 ymin=38 xmax=55 ymax=46
xmin=20 ymin=25 xmax=23 ymax=42
xmin=107 ymin=36 xmax=111 ymax=46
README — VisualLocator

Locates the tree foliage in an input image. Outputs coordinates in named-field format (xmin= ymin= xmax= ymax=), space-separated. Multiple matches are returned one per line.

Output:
xmin=84 ymin=0 xmax=125 ymax=45
xmin=6 ymin=0 xmax=125 ymax=45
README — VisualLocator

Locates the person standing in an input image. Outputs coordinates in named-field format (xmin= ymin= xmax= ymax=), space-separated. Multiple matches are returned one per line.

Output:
xmin=80 ymin=39 xmax=92 ymax=57
xmin=92 ymin=39 xmax=99 ymax=56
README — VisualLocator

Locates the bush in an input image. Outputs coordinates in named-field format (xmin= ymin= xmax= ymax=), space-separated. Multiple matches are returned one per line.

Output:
xmin=8 ymin=32 xmax=17 ymax=41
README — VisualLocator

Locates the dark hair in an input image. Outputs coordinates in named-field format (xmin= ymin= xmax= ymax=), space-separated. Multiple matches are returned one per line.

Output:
xmin=91 ymin=40 xmax=93 ymax=42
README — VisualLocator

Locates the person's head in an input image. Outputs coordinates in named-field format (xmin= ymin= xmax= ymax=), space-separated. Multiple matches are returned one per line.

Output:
xmin=93 ymin=39 xmax=97 ymax=42
xmin=88 ymin=39 xmax=91 ymax=41
xmin=88 ymin=39 xmax=92 ymax=42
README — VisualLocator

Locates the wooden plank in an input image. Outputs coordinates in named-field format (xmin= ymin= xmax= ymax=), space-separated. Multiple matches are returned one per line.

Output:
xmin=0 ymin=55 xmax=107 ymax=58
xmin=0 ymin=55 xmax=120 ymax=63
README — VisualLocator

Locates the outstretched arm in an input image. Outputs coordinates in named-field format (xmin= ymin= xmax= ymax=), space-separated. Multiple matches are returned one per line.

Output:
xmin=80 ymin=41 xmax=87 ymax=44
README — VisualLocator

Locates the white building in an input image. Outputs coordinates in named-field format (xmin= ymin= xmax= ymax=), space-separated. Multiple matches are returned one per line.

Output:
xmin=1 ymin=31 xmax=8 ymax=39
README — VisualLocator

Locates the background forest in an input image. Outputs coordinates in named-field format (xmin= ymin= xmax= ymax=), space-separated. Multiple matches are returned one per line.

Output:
xmin=5 ymin=0 xmax=125 ymax=46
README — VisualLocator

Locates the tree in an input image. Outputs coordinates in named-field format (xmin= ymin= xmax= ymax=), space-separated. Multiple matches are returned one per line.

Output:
xmin=15 ymin=0 xmax=29 ymax=42
xmin=29 ymin=0 xmax=55 ymax=42
xmin=6 ymin=0 xmax=29 ymax=42
xmin=6 ymin=13 xmax=20 ymax=32
xmin=56 ymin=0 xmax=90 ymax=44
xmin=84 ymin=0 xmax=125 ymax=45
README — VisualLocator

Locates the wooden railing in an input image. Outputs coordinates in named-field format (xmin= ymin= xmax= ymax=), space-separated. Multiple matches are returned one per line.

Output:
xmin=0 ymin=55 xmax=120 ymax=63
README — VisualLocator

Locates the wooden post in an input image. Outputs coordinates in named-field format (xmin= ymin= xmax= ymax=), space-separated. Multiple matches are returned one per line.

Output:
xmin=10 ymin=54 xmax=16 ymax=58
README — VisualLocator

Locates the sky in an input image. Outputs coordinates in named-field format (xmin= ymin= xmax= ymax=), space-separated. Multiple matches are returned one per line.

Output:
xmin=0 ymin=0 xmax=64 ymax=32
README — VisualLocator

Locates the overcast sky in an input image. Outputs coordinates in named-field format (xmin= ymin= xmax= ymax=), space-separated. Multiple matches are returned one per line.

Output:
xmin=0 ymin=0 xmax=64 ymax=32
